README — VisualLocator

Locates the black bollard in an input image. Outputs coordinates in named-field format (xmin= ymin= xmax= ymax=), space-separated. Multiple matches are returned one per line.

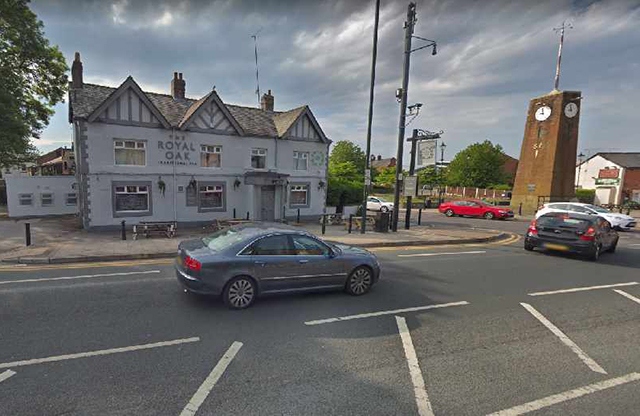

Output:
xmin=348 ymin=214 xmax=354 ymax=234
xmin=233 ymin=208 xmax=236 ymax=219
xmin=25 ymin=223 xmax=31 ymax=247
xmin=297 ymin=208 xmax=300 ymax=224
xmin=121 ymin=220 xmax=126 ymax=240
xmin=518 ymin=202 xmax=522 ymax=216
xmin=321 ymin=214 xmax=326 ymax=235
xmin=418 ymin=208 xmax=422 ymax=225
xmin=246 ymin=211 xmax=250 ymax=220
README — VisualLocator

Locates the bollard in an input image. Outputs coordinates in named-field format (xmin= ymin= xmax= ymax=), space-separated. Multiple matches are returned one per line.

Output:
xmin=418 ymin=208 xmax=422 ymax=225
xmin=321 ymin=214 xmax=326 ymax=235
xmin=233 ymin=208 xmax=236 ymax=219
xmin=348 ymin=214 xmax=354 ymax=234
xmin=518 ymin=202 xmax=522 ymax=216
xmin=282 ymin=206 xmax=286 ymax=222
xmin=246 ymin=211 xmax=250 ymax=220
xmin=25 ymin=222 xmax=31 ymax=247
xmin=121 ymin=220 xmax=126 ymax=240
xmin=297 ymin=208 xmax=300 ymax=224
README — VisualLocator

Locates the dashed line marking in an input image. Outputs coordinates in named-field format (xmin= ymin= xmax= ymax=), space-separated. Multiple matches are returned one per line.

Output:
xmin=613 ymin=289 xmax=640 ymax=305
xmin=0 ymin=370 xmax=16 ymax=383
xmin=528 ymin=282 xmax=638 ymax=297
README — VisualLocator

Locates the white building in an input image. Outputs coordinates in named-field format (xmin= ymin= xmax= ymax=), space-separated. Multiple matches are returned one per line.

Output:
xmin=575 ymin=152 xmax=640 ymax=205
xmin=68 ymin=53 xmax=330 ymax=229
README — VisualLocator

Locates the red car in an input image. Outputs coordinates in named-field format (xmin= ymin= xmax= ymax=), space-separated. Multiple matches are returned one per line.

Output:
xmin=438 ymin=200 xmax=514 ymax=220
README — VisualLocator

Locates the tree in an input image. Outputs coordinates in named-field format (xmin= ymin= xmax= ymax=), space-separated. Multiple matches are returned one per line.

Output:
xmin=326 ymin=141 xmax=365 ymax=209
xmin=373 ymin=166 xmax=396 ymax=189
xmin=328 ymin=141 xmax=366 ymax=173
xmin=0 ymin=0 xmax=68 ymax=168
xmin=445 ymin=140 xmax=508 ymax=188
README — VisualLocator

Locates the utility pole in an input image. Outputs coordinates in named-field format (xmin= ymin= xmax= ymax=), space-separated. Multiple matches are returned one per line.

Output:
xmin=392 ymin=2 xmax=417 ymax=232
xmin=362 ymin=0 xmax=381 ymax=234
xmin=404 ymin=129 xmax=419 ymax=229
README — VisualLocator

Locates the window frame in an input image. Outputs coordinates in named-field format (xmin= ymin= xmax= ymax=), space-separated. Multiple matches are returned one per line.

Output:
xmin=112 ymin=181 xmax=152 ymax=218
xmin=200 ymin=145 xmax=222 ymax=168
xmin=114 ymin=139 xmax=147 ymax=167
xmin=291 ymin=234 xmax=331 ymax=256
xmin=251 ymin=148 xmax=267 ymax=169
xmin=242 ymin=234 xmax=296 ymax=256
xmin=41 ymin=193 xmax=54 ymax=207
xmin=65 ymin=193 xmax=78 ymax=206
xmin=18 ymin=193 xmax=33 ymax=206
xmin=293 ymin=151 xmax=309 ymax=171
xmin=289 ymin=183 xmax=310 ymax=208
xmin=197 ymin=181 xmax=226 ymax=213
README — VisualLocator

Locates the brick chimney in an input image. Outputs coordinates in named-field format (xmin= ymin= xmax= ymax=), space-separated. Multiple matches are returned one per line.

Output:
xmin=261 ymin=89 xmax=274 ymax=111
xmin=171 ymin=72 xmax=186 ymax=100
xmin=71 ymin=52 xmax=83 ymax=89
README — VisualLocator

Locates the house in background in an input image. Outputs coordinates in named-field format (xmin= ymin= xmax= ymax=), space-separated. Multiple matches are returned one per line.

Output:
xmin=370 ymin=155 xmax=396 ymax=171
xmin=575 ymin=152 xmax=640 ymax=205
xmin=34 ymin=147 xmax=75 ymax=176
xmin=68 ymin=53 xmax=330 ymax=229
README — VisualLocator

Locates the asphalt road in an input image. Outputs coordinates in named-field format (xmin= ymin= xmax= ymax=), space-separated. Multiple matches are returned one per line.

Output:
xmin=1 ymin=225 xmax=640 ymax=415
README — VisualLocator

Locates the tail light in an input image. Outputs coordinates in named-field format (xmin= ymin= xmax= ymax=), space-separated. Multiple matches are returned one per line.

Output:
xmin=184 ymin=255 xmax=202 ymax=272
xmin=527 ymin=219 xmax=538 ymax=236
xmin=579 ymin=227 xmax=596 ymax=241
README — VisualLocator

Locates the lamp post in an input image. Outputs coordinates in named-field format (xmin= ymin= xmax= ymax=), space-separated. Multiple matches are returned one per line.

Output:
xmin=391 ymin=2 xmax=437 ymax=232
xmin=576 ymin=151 xmax=585 ymax=188
xmin=438 ymin=141 xmax=446 ymax=205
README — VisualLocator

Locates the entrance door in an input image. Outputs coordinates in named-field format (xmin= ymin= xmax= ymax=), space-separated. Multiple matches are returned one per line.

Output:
xmin=260 ymin=186 xmax=275 ymax=221
xmin=595 ymin=187 xmax=614 ymax=205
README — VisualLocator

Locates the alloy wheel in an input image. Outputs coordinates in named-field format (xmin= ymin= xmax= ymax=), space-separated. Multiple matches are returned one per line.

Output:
xmin=348 ymin=267 xmax=372 ymax=296
xmin=227 ymin=278 xmax=255 ymax=309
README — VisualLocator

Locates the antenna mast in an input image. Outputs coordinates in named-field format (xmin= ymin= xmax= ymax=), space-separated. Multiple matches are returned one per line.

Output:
xmin=553 ymin=20 xmax=573 ymax=91
xmin=251 ymin=28 xmax=263 ymax=106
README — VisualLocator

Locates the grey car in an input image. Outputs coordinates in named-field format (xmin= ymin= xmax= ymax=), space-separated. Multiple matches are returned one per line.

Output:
xmin=175 ymin=223 xmax=381 ymax=309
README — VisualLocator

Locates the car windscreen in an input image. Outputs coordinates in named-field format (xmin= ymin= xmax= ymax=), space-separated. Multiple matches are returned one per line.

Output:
xmin=202 ymin=228 xmax=253 ymax=252
xmin=537 ymin=215 xmax=591 ymax=230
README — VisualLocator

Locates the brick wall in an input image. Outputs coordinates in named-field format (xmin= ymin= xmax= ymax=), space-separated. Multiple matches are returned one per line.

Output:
xmin=622 ymin=168 xmax=640 ymax=199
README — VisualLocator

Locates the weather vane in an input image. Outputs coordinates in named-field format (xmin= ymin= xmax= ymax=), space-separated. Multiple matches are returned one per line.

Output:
xmin=553 ymin=20 xmax=573 ymax=91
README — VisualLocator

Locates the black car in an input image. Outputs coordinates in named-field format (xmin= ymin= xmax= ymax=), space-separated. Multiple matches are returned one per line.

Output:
xmin=524 ymin=212 xmax=619 ymax=261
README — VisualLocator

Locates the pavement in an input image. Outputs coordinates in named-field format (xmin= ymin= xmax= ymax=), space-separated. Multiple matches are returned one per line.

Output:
xmin=1 ymin=219 xmax=639 ymax=415
xmin=0 ymin=211 xmax=512 ymax=264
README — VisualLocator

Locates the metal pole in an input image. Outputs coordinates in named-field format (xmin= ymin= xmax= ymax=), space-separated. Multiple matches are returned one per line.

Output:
xmin=404 ymin=129 xmax=419 ymax=229
xmin=246 ymin=211 xmax=250 ymax=220
xmin=25 ymin=223 xmax=31 ymax=246
xmin=233 ymin=208 xmax=236 ymax=218
xmin=554 ymin=26 xmax=564 ymax=91
xmin=321 ymin=214 xmax=326 ymax=235
xmin=439 ymin=142 xmax=445 ymax=205
xmin=418 ymin=208 xmax=422 ymax=225
xmin=362 ymin=0 xmax=381 ymax=234
xmin=297 ymin=208 xmax=300 ymax=224
xmin=121 ymin=220 xmax=126 ymax=241
xmin=392 ymin=2 xmax=416 ymax=232
xmin=348 ymin=214 xmax=354 ymax=234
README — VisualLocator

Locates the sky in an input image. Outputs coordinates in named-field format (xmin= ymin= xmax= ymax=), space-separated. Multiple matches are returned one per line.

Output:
xmin=31 ymin=0 xmax=640 ymax=165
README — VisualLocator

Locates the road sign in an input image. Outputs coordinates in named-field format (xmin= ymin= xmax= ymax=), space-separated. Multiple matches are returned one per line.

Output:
xmin=403 ymin=175 xmax=418 ymax=197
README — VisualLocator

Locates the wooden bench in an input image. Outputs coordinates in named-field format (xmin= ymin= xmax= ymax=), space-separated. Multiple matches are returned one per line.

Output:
xmin=133 ymin=221 xmax=177 ymax=240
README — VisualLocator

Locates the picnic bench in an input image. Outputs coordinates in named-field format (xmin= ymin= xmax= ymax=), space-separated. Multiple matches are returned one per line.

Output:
xmin=202 ymin=219 xmax=252 ymax=234
xmin=133 ymin=221 xmax=177 ymax=240
xmin=343 ymin=215 xmax=376 ymax=231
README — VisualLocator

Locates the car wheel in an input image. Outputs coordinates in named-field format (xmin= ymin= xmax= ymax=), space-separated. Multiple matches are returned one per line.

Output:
xmin=484 ymin=212 xmax=495 ymax=220
xmin=588 ymin=244 xmax=602 ymax=262
xmin=607 ymin=238 xmax=618 ymax=253
xmin=223 ymin=276 xmax=257 ymax=309
xmin=524 ymin=241 xmax=534 ymax=251
xmin=381 ymin=206 xmax=389 ymax=213
xmin=445 ymin=209 xmax=454 ymax=217
xmin=345 ymin=266 xmax=373 ymax=296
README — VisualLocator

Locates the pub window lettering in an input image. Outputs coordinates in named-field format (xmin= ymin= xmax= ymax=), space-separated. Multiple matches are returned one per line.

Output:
xmin=199 ymin=185 xmax=224 ymax=209
xmin=201 ymin=145 xmax=222 ymax=168
xmin=251 ymin=148 xmax=267 ymax=169
xmin=114 ymin=140 xmax=146 ymax=166
xmin=293 ymin=151 xmax=308 ymax=170
xmin=114 ymin=185 xmax=149 ymax=212
xmin=290 ymin=185 xmax=309 ymax=206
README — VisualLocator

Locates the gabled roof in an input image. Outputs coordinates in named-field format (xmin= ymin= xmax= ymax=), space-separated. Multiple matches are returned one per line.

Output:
xmin=69 ymin=77 xmax=327 ymax=141
xmin=595 ymin=152 xmax=640 ymax=168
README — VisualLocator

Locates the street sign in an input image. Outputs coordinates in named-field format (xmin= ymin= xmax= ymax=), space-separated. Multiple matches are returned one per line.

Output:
xmin=417 ymin=140 xmax=437 ymax=166
xmin=403 ymin=175 xmax=418 ymax=197
xmin=365 ymin=169 xmax=371 ymax=180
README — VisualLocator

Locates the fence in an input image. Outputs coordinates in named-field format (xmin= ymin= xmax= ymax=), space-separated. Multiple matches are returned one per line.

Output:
xmin=442 ymin=186 xmax=511 ymax=201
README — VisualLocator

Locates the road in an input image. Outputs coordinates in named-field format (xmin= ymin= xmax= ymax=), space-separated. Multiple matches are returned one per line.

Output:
xmin=1 ymin=220 xmax=640 ymax=415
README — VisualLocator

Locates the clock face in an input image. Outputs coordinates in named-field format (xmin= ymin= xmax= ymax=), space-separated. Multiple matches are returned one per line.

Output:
xmin=535 ymin=106 xmax=552 ymax=121
xmin=564 ymin=102 xmax=579 ymax=118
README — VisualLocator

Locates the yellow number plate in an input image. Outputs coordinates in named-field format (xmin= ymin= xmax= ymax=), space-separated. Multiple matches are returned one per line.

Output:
xmin=544 ymin=243 xmax=569 ymax=251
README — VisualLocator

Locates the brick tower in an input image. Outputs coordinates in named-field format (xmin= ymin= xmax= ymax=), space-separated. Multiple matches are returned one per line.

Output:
xmin=511 ymin=90 xmax=582 ymax=214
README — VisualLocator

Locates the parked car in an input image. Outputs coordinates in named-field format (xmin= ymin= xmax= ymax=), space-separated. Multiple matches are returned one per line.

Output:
xmin=524 ymin=212 xmax=618 ymax=261
xmin=176 ymin=223 xmax=381 ymax=309
xmin=367 ymin=196 xmax=394 ymax=212
xmin=536 ymin=202 xmax=636 ymax=231
xmin=438 ymin=200 xmax=514 ymax=220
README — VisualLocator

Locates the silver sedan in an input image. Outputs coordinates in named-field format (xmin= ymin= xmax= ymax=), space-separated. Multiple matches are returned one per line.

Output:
xmin=175 ymin=223 xmax=381 ymax=309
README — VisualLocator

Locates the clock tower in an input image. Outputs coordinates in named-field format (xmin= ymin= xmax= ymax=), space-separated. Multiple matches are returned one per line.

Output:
xmin=511 ymin=89 xmax=582 ymax=214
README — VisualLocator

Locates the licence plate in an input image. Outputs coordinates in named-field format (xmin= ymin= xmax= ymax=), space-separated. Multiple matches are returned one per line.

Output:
xmin=544 ymin=243 xmax=569 ymax=251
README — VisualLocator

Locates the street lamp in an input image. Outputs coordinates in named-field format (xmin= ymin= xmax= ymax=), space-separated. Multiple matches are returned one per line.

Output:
xmin=576 ymin=152 xmax=585 ymax=188
xmin=439 ymin=142 xmax=446 ymax=204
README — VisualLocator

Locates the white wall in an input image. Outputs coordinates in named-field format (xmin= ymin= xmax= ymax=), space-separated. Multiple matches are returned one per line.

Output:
xmin=5 ymin=175 xmax=78 ymax=217
xmin=575 ymin=155 xmax=624 ymax=205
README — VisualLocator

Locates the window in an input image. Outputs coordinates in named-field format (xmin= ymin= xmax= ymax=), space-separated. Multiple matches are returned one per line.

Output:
xmin=293 ymin=151 xmax=308 ymax=170
xmin=201 ymin=145 xmax=222 ymax=168
xmin=19 ymin=194 xmax=32 ymax=206
xmin=65 ymin=193 xmax=77 ymax=206
xmin=248 ymin=235 xmax=294 ymax=256
xmin=251 ymin=148 xmax=267 ymax=169
xmin=114 ymin=185 xmax=149 ymax=213
xmin=292 ymin=235 xmax=329 ymax=256
xmin=199 ymin=184 xmax=224 ymax=211
xmin=41 ymin=193 xmax=53 ymax=207
xmin=290 ymin=185 xmax=309 ymax=207
xmin=114 ymin=140 xmax=146 ymax=166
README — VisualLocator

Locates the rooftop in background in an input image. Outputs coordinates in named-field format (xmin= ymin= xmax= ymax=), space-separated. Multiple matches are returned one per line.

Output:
xmin=586 ymin=152 xmax=640 ymax=168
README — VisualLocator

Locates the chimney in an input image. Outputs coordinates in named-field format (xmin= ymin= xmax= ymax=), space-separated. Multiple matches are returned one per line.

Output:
xmin=261 ymin=89 xmax=274 ymax=111
xmin=171 ymin=72 xmax=186 ymax=100
xmin=377 ymin=155 xmax=382 ymax=161
xmin=71 ymin=52 xmax=83 ymax=89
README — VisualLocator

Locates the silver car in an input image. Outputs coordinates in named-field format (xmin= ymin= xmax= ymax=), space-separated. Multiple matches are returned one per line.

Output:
xmin=175 ymin=223 xmax=381 ymax=309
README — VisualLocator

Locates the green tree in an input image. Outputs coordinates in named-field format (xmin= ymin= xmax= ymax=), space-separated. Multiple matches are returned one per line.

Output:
xmin=326 ymin=141 xmax=366 ymax=207
xmin=328 ymin=140 xmax=366 ymax=173
xmin=373 ymin=166 xmax=396 ymax=189
xmin=445 ymin=140 xmax=508 ymax=188
xmin=0 ymin=0 xmax=68 ymax=168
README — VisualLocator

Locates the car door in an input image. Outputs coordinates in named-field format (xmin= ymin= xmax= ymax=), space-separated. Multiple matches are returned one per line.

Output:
xmin=597 ymin=218 xmax=615 ymax=249
xmin=245 ymin=234 xmax=300 ymax=293
xmin=452 ymin=201 xmax=469 ymax=215
xmin=367 ymin=197 xmax=381 ymax=211
xmin=466 ymin=202 xmax=483 ymax=217
xmin=290 ymin=234 xmax=347 ymax=289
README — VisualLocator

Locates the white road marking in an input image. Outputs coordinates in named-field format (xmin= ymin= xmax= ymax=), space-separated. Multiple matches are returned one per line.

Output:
xmin=487 ymin=372 xmax=640 ymax=416
xmin=0 ymin=370 xmax=16 ymax=383
xmin=395 ymin=316 xmax=434 ymax=416
xmin=304 ymin=301 xmax=470 ymax=326
xmin=0 ymin=337 xmax=200 ymax=369
xmin=613 ymin=289 xmax=640 ymax=305
xmin=179 ymin=341 xmax=243 ymax=416
xmin=0 ymin=270 xmax=161 ymax=285
xmin=398 ymin=250 xmax=486 ymax=258
xmin=520 ymin=303 xmax=606 ymax=374
xmin=528 ymin=282 xmax=638 ymax=297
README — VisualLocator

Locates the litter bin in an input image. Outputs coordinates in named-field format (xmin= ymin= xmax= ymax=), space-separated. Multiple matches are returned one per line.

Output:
xmin=375 ymin=212 xmax=390 ymax=233
xmin=425 ymin=198 xmax=432 ymax=209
